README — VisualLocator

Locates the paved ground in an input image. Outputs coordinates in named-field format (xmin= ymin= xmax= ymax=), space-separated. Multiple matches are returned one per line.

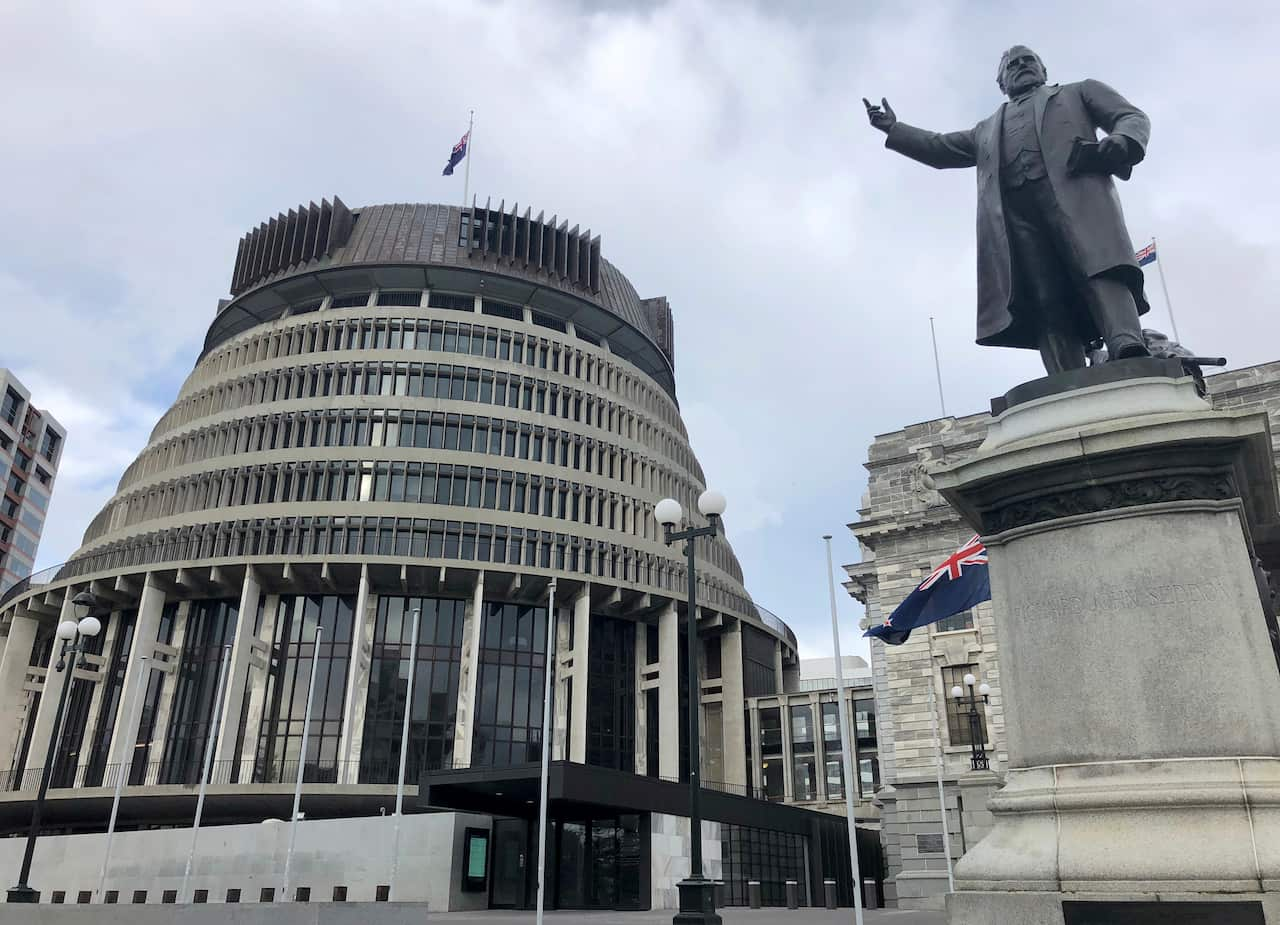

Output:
xmin=427 ymin=909 xmax=945 ymax=924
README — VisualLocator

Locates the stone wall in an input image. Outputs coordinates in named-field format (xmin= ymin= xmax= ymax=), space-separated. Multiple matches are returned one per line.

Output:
xmin=649 ymin=812 xmax=722 ymax=910
xmin=845 ymin=359 xmax=1280 ymax=910
xmin=0 ymin=811 xmax=491 ymax=910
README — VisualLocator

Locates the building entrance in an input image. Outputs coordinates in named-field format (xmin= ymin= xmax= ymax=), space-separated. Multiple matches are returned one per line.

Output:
xmin=489 ymin=818 xmax=528 ymax=908
xmin=554 ymin=813 xmax=643 ymax=910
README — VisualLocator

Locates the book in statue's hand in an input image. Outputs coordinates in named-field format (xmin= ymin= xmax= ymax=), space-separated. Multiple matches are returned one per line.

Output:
xmin=1067 ymin=138 xmax=1133 ymax=181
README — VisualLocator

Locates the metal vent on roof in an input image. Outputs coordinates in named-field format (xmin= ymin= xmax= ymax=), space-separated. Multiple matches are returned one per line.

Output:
xmin=230 ymin=196 xmax=353 ymax=296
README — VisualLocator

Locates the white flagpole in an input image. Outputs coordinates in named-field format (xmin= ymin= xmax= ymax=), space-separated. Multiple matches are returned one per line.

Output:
xmin=388 ymin=605 xmax=421 ymax=902
xmin=280 ymin=625 xmax=323 ymax=903
xmin=535 ymin=578 xmax=558 ymax=925
xmin=1150 ymin=237 xmax=1181 ymax=345
xmin=181 ymin=644 xmax=232 ymax=903
xmin=97 ymin=655 xmax=150 ymax=899
xmin=929 ymin=317 xmax=947 ymax=417
xmin=927 ymin=679 xmax=957 ymax=892
xmin=823 ymin=536 xmax=865 ymax=925
xmin=462 ymin=109 xmax=475 ymax=213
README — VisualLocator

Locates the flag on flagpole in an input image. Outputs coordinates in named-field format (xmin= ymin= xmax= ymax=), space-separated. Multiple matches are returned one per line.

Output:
xmin=443 ymin=130 xmax=470 ymax=176
xmin=1135 ymin=241 xmax=1157 ymax=267
xmin=865 ymin=535 xmax=991 ymax=645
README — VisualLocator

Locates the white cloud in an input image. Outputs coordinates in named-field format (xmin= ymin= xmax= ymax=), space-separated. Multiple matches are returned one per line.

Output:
xmin=1 ymin=0 xmax=1277 ymax=664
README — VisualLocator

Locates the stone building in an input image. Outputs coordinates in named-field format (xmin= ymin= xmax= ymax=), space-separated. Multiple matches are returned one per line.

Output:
xmin=0 ymin=196 xmax=859 ymax=910
xmin=844 ymin=358 xmax=1280 ymax=911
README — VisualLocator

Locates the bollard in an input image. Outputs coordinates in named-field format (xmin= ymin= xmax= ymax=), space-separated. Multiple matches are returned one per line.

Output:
xmin=748 ymin=880 xmax=762 ymax=909
xmin=863 ymin=877 xmax=880 ymax=910
xmin=824 ymin=879 xmax=837 ymax=909
xmin=785 ymin=879 xmax=799 ymax=909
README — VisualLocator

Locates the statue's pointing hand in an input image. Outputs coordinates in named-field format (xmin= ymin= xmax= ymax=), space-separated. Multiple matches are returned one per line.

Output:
xmin=863 ymin=97 xmax=896 ymax=134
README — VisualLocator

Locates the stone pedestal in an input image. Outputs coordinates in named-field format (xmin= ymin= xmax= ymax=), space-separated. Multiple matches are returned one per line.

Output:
xmin=931 ymin=359 xmax=1280 ymax=924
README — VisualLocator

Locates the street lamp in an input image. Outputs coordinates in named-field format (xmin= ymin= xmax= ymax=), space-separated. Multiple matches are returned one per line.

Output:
xmin=8 ymin=590 xmax=104 ymax=903
xmin=950 ymin=673 xmax=991 ymax=771
xmin=655 ymin=489 xmax=726 ymax=925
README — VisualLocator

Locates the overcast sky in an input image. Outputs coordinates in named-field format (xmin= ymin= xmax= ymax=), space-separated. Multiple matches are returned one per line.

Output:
xmin=3 ymin=0 xmax=1277 ymax=663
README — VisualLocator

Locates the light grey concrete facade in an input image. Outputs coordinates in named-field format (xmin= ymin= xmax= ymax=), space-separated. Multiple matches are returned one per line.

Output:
xmin=845 ymin=359 xmax=1280 ymax=912
xmin=0 ymin=199 xmax=810 ymax=912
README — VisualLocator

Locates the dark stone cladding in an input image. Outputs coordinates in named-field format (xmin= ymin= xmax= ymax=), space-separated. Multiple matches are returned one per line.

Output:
xmin=205 ymin=200 xmax=678 ymax=397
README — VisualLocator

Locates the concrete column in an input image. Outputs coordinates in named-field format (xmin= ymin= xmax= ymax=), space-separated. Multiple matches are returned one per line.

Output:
xmin=212 ymin=569 xmax=262 ymax=768
xmin=780 ymin=698 xmax=794 ymax=801
xmin=567 ymin=586 xmax=590 ymax=764
xmin=0 ymin=613 xmax=39 ymax=769
xmin=106 ymin=574 xmax=169 ymax=769
xmin=143 ymin=600 xmax=193 ymax=774
xmin=452 ymin=571 xmax=485 ymax=768
xmin=25 ymin=592 xmax=79 ymax=775
xmin=238 ymin=592 xmax=280 ymax=777
xmin=338 ymin=566 xmax=374 ymax=783
xmin=811 ymin=693 xmax=826 ymax=802
xmin=72 ymin=611 xmax=123 ymax=785
xmin=633 ymin=628 xmax=647 ymax=774
xmin=657 ymin=600 xmax=680 ymax=779
xmin=773 ymin=639 xmax=784 ymax=694
xmin=719 ymin=625 xmax=746 ymax=789
xmin=748 ymin=702 xmax=762 ymax=795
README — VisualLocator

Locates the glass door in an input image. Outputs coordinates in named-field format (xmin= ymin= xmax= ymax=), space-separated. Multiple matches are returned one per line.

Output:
xmin=489 ymin=818 xmax=527 ymax=908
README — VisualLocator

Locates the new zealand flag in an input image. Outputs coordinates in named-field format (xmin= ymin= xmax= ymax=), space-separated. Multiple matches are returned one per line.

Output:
xmin=864 ymin=535 xmax=991 ymax=645
xmin=443 ymin=130 xmax=470 ymax=176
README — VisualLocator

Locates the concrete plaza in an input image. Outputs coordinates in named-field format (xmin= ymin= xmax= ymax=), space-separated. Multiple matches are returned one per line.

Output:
xmin=428 ymin=910 xmax=944 ymax=924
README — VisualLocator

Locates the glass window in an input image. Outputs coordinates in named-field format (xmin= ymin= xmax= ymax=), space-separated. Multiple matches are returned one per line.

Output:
xmin=360 ymin=596 xmax=465 ymax=783
xmin=758 ymin=707 xmax=783 ymax=801
xmin=586 ymin=614 xmax=635 ymax=771
xmin=792 ymin=755 xmax=817 ymax=801
xmin=934 ymin=609 xmax=975 ymax=633
xmin=854 ymin=697 xmax=877 ymax=747
xmin=159 ymin=599 xmax=239 ymax=785
xmin=859 ymin=756 xmax=880 ymax=793
xmin=943 ymin=664 xmax=987 ymax=747
xmin=741 ymin=626 xmax=776 ymax=697
xmin=825 ymin=757 xmax=845 ymax=800
xmin=472 ymin=602 xmax=551 ymax=768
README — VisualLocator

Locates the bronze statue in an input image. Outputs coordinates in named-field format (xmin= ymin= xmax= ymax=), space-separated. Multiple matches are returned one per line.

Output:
xmin=865 ymin=46 xmax=1153 ymax=374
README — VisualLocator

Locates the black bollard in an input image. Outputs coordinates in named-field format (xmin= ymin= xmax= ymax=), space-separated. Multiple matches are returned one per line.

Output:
xmin=748 ymin=880 xmax=762 ymax=909
xmin=785 ymin=879 xmax=799 ymax=909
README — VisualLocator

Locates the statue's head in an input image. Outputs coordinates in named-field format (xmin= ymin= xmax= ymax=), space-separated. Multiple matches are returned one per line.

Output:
xmin=997 ymin=46 xmax=1047 ymax=98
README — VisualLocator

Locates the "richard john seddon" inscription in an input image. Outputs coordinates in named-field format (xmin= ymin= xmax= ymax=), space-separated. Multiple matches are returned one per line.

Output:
xmin=1008 ymin=578 xmax=1230 ymax=621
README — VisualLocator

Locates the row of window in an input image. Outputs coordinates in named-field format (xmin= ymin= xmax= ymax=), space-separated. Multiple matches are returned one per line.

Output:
xmin=90 ymin=460 xmax=740 ymax=587
xmin=107 ymin=406 xmax=727 ymax=577
xmin=196 ymin=299 xmax=684 ymax=434
xmin=63 ymin=515 xmax=752 ymax=615
xmin=155 ymin=358 xmax=699 ymax=482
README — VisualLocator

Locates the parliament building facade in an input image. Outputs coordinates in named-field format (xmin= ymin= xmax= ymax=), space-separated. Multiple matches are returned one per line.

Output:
xmin=0 ymin=198 xmax=870 ymax=910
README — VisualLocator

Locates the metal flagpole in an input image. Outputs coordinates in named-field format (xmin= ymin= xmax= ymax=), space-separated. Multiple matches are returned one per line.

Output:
xmin=181 ymin=644 xmax=232 ymax=903
xmin=927 ymin=679 xmax=957 ymax=891
xmin=1150 ymin=237 xmax=1181 ymax=345
xmin=929 ymin=317 xmax=947 ymax=416
xmin=462 ymin=110 xmax=475 ymax=212
xmin=823 ymin=536 xmax=865 ymax=925
xmin=281 ymin=626 xmax=323 ymax=902
xmin=535 ymin=578 xmax=557 ymax=925
xmin=388 ymin=606 xmax=422 ymax=901
xmin=97 ymin=655 xmax=150 ymax=899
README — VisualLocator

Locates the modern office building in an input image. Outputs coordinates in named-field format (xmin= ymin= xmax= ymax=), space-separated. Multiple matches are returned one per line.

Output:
xmin=844 ymin=358 xmax=1280 ymax=911
xmin=0 ymin=371 xmax=65 ymax=594
xmin=744 ymin=655 xmax=880 ymax=821
xmin=0 ymin=198 xmax=865 ymax=910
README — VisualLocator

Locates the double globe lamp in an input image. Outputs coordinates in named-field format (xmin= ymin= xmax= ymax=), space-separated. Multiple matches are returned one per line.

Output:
xmin=654 ymin=488 xmax=726 ymax=925
xmin=951 ymin=672 xmax=991 ymax=772
xmin=8 ymin=591 xmax=104 ymax=903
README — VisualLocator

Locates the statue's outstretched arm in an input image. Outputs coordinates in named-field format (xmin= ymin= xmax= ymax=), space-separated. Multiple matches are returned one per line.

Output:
xmin=885 ymin=123 xmax=979 ymax=170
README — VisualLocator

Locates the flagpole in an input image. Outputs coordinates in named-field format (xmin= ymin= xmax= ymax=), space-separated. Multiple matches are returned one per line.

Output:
xmin=388 ymin=605 xmax=421 ymax=902
xmin=462 ymin=109 xmax=474 ymax=213
xmin=929 ymin=316 xmax=947 ymax=417
xmin=97 ymin=655 xmax=150 ymax=900
xmin=280 ymin=625 xmax=322 ymax=903
xmin=1150 ymin=237 xmax=1181 ymax=345
xmin=181 ymin=644 xmax=231 ymax=903
xmin=823 ymin=536 xmax=865 ymax=925
xmin=927 ymin=678 xmax=957 ymax=892
xmin=534 ymin=578 xmax=557 ymax=925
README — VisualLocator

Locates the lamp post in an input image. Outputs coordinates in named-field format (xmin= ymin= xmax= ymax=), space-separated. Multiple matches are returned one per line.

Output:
xmin=950 ymin=673 xmax=991 ymax=771
xmin=655 ymin=488 xmax=726 ymax=925
xmin=8 ymin=590 xmax=104 ymax=903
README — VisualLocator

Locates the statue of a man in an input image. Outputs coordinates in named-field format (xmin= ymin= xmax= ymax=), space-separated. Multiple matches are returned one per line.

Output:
xmin=865 ymin=46 xmax=1152 ymax=374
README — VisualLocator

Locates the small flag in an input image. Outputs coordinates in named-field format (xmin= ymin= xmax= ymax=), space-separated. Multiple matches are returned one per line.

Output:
xmin=1135 ymin=241 xmax=1157 ymax=267
xmin=443 ymin=130 xmax=470 ymax=176
xmin=864 ymin=535 xmax=991 ymax=645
